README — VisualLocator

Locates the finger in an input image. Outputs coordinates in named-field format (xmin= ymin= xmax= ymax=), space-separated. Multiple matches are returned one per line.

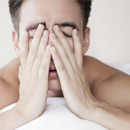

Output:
xmin=38 ymin=45 xmax=51 ymax=81
xmin=72 ymin=29 xmax=83 ymax=70
xmin=27 ymin=24 xmax=44 ymax=70
xmin=50 ymin=46 xmax=69 ymax=83
xmin=32 ymin=30 xmax=49 ymax=75
xmin=49 ymin=33 xmax=74 ymax=76
xmin=53 ymin=25 xmax=78 ymax=73
xmin=19 ymin=30 xmax=29 ymax=69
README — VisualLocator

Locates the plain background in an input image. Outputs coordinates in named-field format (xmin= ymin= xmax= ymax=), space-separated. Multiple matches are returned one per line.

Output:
xmin=0 ymin=0 xmax=130 ymax=67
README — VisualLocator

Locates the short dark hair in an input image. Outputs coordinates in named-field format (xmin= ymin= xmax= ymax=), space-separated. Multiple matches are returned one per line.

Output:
xmin=9 ymin=0 xmax=92 ymax=36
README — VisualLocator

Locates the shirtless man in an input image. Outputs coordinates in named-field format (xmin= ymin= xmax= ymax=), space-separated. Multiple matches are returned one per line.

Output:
xmin=0 ymin=0 xmax=130 ymax=129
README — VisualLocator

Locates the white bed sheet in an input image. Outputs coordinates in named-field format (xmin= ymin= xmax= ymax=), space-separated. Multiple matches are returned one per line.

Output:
xmin=0 ymin=63 xmax=130 ymax=130
xmin=0 ymin=98 xmax=108 ymax=130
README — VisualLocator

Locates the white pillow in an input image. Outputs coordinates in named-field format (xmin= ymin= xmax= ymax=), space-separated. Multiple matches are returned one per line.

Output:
xmin=105 ymin=62 xmax=130 ymax=75
xmin=0 ymin=98 xmax=108 ymax=130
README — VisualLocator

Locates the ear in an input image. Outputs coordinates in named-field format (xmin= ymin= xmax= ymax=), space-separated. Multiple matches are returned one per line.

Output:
xmin=12 ymin=30 xmax=20 ymax=57
xmin=82 ymin=27 xmax=90 ymax=55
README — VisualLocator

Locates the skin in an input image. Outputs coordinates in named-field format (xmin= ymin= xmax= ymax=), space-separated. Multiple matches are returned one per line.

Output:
xmin=14 ymin=0 xmax=89 ymax=97
xmin=0 ymin=0 xmax=130 ymax=129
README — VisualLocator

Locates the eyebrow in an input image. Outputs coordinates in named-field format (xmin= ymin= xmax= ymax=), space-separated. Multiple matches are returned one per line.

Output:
xmin=26 ymin=22 xmax=79 ymax=32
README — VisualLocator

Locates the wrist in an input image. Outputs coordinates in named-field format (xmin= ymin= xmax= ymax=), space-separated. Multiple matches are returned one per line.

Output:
xmin=83 ymin=99 xmax=103 ymax=122
xmin=89 ymin=102 xmax=112 ymax=126
xmin=0 ymin=107 xmax=30 ymax=130
xmin=14 ymin=101 xmax=40 ymax=122
xmin=13 ymin=104 xmax=35 ymax=124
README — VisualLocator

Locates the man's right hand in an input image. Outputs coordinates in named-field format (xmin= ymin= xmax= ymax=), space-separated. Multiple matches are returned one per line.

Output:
xmin=15 ymin=24 xmax=51 ymax=121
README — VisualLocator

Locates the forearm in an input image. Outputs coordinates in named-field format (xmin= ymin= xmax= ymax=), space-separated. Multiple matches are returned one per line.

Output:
xmin=0 ymin=107 xmax=32 ymax=130
xmin=91 ymin=103 xmax=130 ymax=130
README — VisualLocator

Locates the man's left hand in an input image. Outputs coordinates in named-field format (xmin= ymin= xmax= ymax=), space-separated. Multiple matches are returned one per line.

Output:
xmin=49 ymin=25 xmax=100 ymax=120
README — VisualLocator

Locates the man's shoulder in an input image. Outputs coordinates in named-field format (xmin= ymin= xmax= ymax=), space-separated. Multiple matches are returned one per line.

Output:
xmin=83 ymin=55 xmax=119 ymax=76
xmin=83 ymin=55 xmax=101 ymax=87
xmin=83 ymin=55 xmax=104 ymax=76
xmin=0 ymin=57 xmax=20 ymax=87
xmin=0 ymin=58 xmax=20 ymax=109
xmin=83 ymin=55 xmax=120 ymax=87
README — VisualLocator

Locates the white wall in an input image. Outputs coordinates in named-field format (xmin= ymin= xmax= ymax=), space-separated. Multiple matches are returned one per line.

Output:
xmin=87 ymin=0 xmax=130 ymax=63
xmin=0 ymin=0 xmax=15 ymax=67
xmin=0 ymin=0 xmax=130 ymax=67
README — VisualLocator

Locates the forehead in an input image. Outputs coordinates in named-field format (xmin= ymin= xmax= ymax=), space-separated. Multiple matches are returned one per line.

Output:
xmin=19 ymin=0 xmax=83 ymax=32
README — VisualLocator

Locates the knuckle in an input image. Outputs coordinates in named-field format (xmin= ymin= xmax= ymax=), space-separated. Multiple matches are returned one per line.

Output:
xmin=20 ymin=66 xmax=34 ymax=79
xmin=65 ymin=53 xmax=69 ymax=60
xmin=41 ymin=38 xmax=47 ymax=45
xmin=36 ymin=53 xmax=43 ymax=59
xmin=58 ymin=65 xmax=66 ymax=72
xmin=35 ymin=31 xmax=41 ymax=37
xmin=41 ymin=37 xmax=45 ymax=43
xmin=40 ymin=63 xmax=47 ymax=70
xmin=69 ymin=48 xmax=73 ymax=55
xmin=26 ymin=66 xmax=32 ymax=73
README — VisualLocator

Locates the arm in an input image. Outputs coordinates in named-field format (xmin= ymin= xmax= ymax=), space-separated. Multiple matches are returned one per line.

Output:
xmin=0 ymin=58 xmax=20 ymax=109
xmin=88 ymin=57 xmax=130 ymax=113
xmin=92 ymin=72 xmax=130 ymax=113
xmin=0 ymin=107 xmax=31 ymax=130
xmin=84 ymin=56 xmax=130 ymax=129
xmin=0 ymin=24 xmax=51 ymax=129
xmin=48 ymin=25 xmax=130 ymax=129
xmin=89 ymin=102 xmax=130 ymax=130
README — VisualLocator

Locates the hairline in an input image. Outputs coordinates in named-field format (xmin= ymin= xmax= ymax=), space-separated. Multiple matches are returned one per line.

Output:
xmin=16 ymin=0 xmax=86 ymax=38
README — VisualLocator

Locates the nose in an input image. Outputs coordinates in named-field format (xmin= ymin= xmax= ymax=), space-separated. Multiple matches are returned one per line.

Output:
xmin=47 ymin=32 xmax=54 ymax=61
xmin=43 ymin=21 xmax=57 ymax=49
xmin=45 ymin=25 xmax=55 ymax=47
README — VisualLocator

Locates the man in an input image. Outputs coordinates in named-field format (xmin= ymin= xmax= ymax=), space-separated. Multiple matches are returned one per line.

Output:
xmin=0 ymin=0 xmax=130 ymax=129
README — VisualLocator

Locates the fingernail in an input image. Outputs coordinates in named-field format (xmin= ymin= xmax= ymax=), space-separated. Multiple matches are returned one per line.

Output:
xmin=46 ymin=45 xmax=51 ymax=50
xmin=74 ymin=29 xmax=78 ymax=34
xmin=38 ymin=24 xmax=42 ymax=30
xmin=43 ymin=30 xmax=47 ymax=36
xmin=55 ymin=25 xmax=60 ymax=31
